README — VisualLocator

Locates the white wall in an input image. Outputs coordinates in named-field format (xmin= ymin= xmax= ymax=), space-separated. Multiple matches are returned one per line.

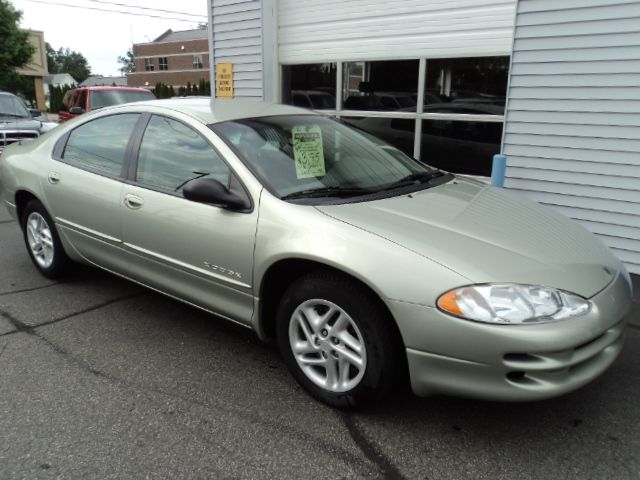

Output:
xmin=210 ymin=0 xmax=264 ymax=97
xmin=503 ymin=0 xmax=640 ymax=274
xmin=278 ymin=0 xmax=516 ymax=64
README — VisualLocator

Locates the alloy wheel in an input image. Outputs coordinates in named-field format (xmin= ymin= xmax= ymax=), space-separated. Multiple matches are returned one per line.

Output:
xmin=26 ymin=211 xmax=54 ymax=268
xmin=288 ymin=299 xmax=367 ymax=393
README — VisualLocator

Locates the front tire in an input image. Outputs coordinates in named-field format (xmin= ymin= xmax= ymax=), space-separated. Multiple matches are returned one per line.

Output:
xmin=276 ymin=271 xmax=403 ymax=408
xmin=21 ymin=199 xmax=71 ymax=279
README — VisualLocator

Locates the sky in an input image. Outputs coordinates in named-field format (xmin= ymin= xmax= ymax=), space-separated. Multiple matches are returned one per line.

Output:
xmin=13 ymin=0 xmax=208 ymax=77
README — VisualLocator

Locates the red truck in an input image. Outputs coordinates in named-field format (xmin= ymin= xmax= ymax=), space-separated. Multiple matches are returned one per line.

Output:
xmin=58 ymin=86 xmax=156 ymax=122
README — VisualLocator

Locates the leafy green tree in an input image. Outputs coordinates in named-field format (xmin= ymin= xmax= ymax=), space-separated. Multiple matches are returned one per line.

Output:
xmin=0 ymin=0 xmax=35 ymax=91
xmin=46 ymin=43 xmax=91 ymax=83
xmin=117 ymin=47 xmax=135 ymax=74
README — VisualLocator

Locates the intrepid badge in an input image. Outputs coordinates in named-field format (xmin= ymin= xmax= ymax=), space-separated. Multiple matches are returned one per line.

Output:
xmin=203 ymin=261 xmax=242 ymax=279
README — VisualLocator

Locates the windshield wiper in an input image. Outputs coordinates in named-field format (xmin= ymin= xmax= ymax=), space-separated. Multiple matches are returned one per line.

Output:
xmin=281 ymin=186 xmax=372 ymax=200
xmin=0 ymin=113 xmax=26 ymax=119
xmin=379 ymin=171 xmax=446 ymax=191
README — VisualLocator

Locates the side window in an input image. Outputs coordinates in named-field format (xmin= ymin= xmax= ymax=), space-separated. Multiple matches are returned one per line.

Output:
xmin=62 ymin=114 xmax=139 ymax=177
xmin=136 ymin=115 xmax=230 ymax=192
xmin=77 ymin=91 xmax=88 ymax=111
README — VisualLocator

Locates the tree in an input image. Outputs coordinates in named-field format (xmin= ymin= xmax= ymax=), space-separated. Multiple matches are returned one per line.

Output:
xmin=117 ymin=48 xmax=135 ymax=74
xmin=0 ymin=0 xmax=35 ymax=91
xmin=46 ymin=43 xmax=91 ymax=83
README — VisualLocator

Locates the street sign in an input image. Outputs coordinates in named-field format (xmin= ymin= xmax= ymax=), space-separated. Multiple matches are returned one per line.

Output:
xmin=216 ymin=63 xmax=234 ymax=98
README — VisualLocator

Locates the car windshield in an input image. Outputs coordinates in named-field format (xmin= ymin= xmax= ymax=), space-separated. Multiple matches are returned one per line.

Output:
xmin=0 ymin=95 xmax=30 ymax=118
xmin=213 ymin=115 xmax=447 ymax=199
xmin=90 ymin=90 xmax=155 ymax=110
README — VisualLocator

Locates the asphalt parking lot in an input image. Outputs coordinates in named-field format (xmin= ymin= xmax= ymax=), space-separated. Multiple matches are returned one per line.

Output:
xmin=1 ymin=205 xmax=639 ymax=480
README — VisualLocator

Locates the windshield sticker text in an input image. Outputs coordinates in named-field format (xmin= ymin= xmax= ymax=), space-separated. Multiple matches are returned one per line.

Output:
xmin=292 ymin=125 xmax=326 ymax=179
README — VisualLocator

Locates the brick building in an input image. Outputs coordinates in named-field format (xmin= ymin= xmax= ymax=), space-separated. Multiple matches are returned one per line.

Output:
xmin=127 ymin=29 xmax=210 ymax=90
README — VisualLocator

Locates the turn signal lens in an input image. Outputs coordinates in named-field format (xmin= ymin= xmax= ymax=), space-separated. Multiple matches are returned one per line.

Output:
xmin=437 ymin=284 xmax=590 ymax=325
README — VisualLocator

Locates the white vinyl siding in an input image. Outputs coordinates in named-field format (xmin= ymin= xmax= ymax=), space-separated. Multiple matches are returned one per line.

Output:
xmin=503 ymin=0 xmax=640 ymax=274
xmin=211 ymin=0 xmax=263 ymax=97
xmin=278 ymin=0 xmax=517 ymax=64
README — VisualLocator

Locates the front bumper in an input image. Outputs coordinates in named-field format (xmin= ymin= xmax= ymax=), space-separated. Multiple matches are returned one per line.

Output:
xmin=388 ymin=271 xmax=632 ymax=401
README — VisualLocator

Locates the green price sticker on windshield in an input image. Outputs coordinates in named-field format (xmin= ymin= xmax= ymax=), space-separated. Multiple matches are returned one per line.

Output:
xmin=292 ymin=125 xmax=326 ymax=179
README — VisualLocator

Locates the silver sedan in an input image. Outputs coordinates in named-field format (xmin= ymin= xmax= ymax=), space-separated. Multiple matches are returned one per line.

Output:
xmin=0 ymin=98 xmax=632 ymax=408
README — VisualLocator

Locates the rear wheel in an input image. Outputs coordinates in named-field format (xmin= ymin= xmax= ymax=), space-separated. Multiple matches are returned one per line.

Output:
xmin=21 ymin=199 xmax=71 ymax=279
xmin=276 ymin=271 xmax=403 ymax=408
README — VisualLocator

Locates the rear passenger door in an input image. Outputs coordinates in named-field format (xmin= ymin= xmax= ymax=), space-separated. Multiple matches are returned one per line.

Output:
xmin=44 ymin=113 xmax=141 ymax=273
xmin=121 ymin=114 xmax=258 ymax=325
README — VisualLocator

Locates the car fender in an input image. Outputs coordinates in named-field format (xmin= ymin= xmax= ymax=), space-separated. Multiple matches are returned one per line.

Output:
xmin=252 ymin=190 xmax=470 ymax=313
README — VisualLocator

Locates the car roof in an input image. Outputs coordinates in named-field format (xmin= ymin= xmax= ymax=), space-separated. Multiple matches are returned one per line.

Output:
xmin=68 ymin=86 xmax=153 ymax=93
xmin=121 ymin=97 xmax=316 ymax=124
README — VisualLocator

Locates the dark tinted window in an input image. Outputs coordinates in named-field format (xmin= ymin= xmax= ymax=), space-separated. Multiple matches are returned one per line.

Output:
xmin=343 ymin=60 xmax=418 ymax=111
xmin=425 ymin=57 xmax=509 ymax=114
xmin=343 ymin=117 xmax=415 ymax=157
xmin=90 ymin=90 xmax=155 ymax=110
xmin=62 ymin=114 xmax=139 ymax=176
xmin=137 ymin=116 xmax=230 ymax=192
xmin=282 ymin=63 xmax=336 ymax=109
xmin=421 ymin=120 xmax=503 ymax=176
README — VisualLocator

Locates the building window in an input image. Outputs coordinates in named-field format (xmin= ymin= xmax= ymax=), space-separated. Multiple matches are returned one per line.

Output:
xmin=281 ymin=56 xmax=509 ymax=175
xmin=193 ymin=55 xmax=203 ymax=69
xmin=158 ymin=57 xmax=168 ymax=71
xmin=144 ymin=58 xmax=154 ymax=72
xmin=425 ymin=57 xmax=509 ymax=114
xmin=343 ymin=60 xmax=419 ymax=112
xmin=282 ymin=63 xmax=336 ymax=110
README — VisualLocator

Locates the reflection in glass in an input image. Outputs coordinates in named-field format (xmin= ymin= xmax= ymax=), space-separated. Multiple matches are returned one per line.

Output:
xmin=214 ymin=115 xmax=433 ymax=197
xmin=137 ymin=116 xmax=229 ymax=191
xmin=420 ymin=120 xmax=503 ymax=176
xmin=425 ymin=57 xmax=509 ymax=114
xmin=343 ymin=117 xmax=415 ymax=158
xmin=282 ymin=64 xmax=336 ymax=109
xmin=63 ymin=114 xmax=140 ymax=176
xmin=343 ymin=60 xmax=419 ymax=111
xmin=90 ymin=90 xmax=156 ymax=110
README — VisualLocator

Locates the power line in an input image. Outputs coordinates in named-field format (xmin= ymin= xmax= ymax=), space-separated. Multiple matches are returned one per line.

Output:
xmin=21 ymin=0 xmax=207 ymax=22
xmin=76 ymin=0 xmax=206 ymax=19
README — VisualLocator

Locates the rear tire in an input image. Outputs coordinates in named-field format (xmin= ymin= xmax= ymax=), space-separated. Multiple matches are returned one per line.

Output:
xmin=276 ymin=271 xmax=403 ymax=408
xmin=21 ymin=199 xmax=71 ymax=279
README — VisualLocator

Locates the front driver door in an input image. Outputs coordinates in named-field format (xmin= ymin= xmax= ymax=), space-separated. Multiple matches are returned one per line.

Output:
xmin=121 ymin=114 xmax=258 ymax=325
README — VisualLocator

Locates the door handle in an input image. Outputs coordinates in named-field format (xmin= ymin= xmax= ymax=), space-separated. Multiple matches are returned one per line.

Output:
xmin=48 ymin=171 xmax=60 ymax=184
xmin=124 ymin=193 xmax=144 ymax=209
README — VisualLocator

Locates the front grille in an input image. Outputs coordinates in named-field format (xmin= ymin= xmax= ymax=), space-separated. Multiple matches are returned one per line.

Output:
xmin=0 ymin=130 xmax=39 ymax=152
xmin=502 ymin=322 xmax=625 ymax=388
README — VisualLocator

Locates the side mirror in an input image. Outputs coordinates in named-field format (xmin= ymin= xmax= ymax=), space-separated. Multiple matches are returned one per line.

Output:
xmin=29 ymin=108 xmax=42 ymax=117
xmin=182 ymin=177 xmax=250 ymax=210
xmin=69 ymin=106 xmax=84 ymax=115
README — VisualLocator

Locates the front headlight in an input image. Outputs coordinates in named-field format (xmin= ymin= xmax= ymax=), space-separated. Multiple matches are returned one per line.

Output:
xmin=437 ymin=284 xmax=590 ymax=324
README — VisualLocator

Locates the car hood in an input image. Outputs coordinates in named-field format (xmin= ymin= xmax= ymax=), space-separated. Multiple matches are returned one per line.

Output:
xmin=316 ymin=178 xmax=620 ymax=298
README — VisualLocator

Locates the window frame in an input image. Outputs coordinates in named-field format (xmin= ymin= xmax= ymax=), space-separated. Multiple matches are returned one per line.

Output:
xmin=56 ymin=113 xmax=145 ymax=181
xmin=144 ymin=58 xmax=155 ymax=72
xmin=126 ymin=113 xmax=252 ymax=210
xmin=192 ymin=54 xmax=203 ymax=70
xmin=281 ymin=57 xmax=507 ymax=170
xmin=158 ymin=57 xmax=168 ymax=71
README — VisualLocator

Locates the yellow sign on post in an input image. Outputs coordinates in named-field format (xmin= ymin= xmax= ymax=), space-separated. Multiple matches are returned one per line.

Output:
xmin=216 ymin=63 xmax=234 ymax=98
